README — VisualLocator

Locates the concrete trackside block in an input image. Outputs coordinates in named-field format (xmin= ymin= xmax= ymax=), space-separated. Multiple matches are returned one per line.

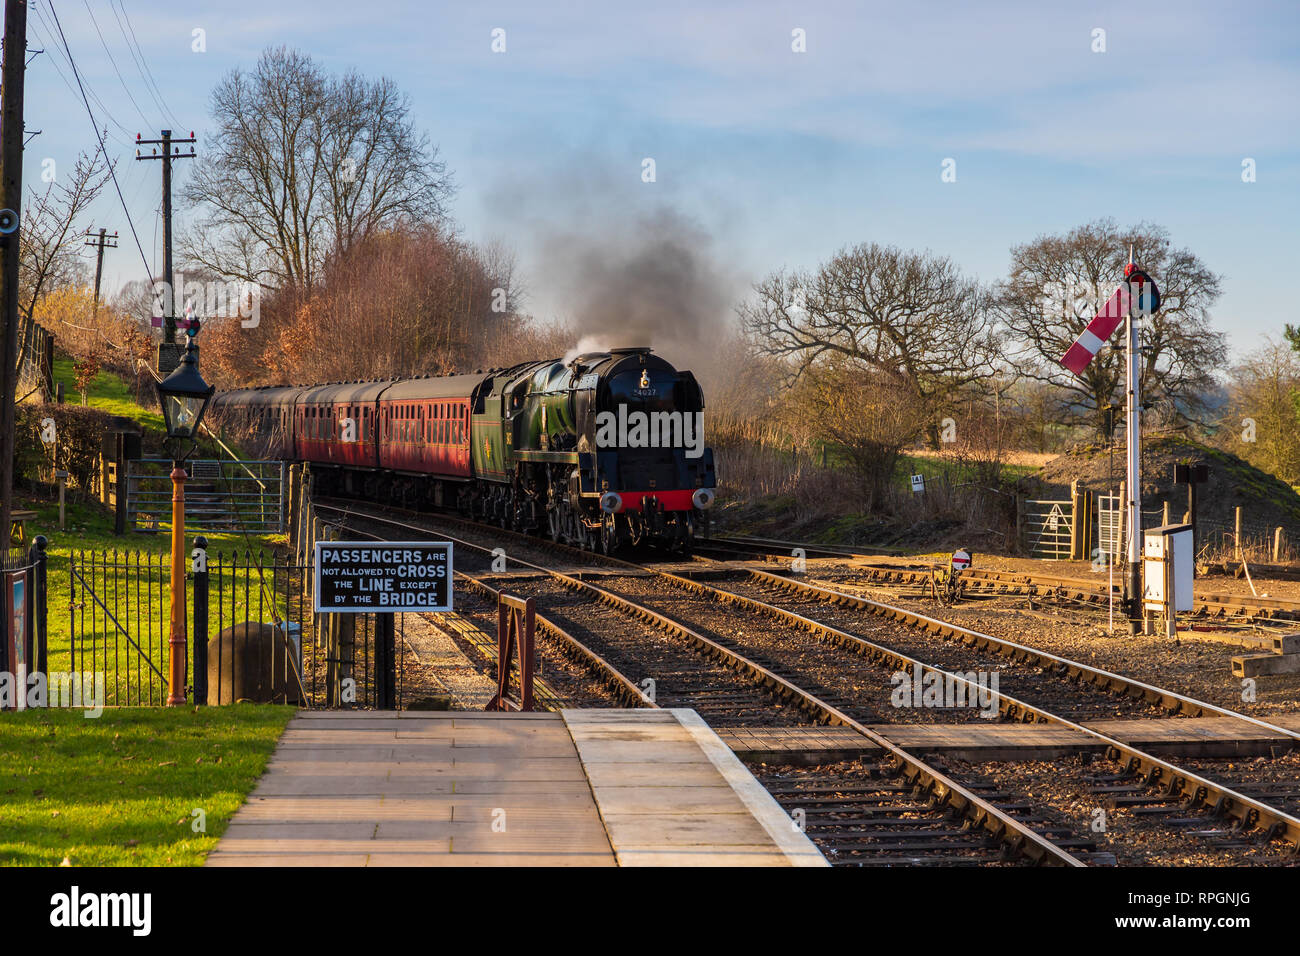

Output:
xmin=1233 ymin=652 xmax=1300 ymax=678
xmin=1271 ymin=632 xmax=1300 ymax=655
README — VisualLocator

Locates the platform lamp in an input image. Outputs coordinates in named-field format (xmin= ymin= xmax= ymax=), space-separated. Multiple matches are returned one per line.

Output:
xmin=154 ymin=319 xmax=214 ymax=705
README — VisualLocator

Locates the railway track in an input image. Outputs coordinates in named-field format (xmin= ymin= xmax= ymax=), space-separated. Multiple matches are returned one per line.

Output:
xmin=700 ymin=534 xmax=1300 ymax=624
xmin=314 ymin=500 xmax=1082 ymax=866
xmin=310 ymin=498 xmax=1300 ymax=866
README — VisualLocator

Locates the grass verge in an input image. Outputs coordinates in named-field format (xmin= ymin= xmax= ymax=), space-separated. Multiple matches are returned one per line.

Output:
xmin=0 ymin=705 xmax=293 ymax=866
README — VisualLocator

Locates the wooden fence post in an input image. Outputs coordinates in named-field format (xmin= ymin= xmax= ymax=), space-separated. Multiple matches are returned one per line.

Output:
xmin=1069 ymin=480 xmax=1082 ymax=559
xmin=1274 ymin=527 xmax=1284 ymax=564
xmin=98 ymin=452 xmax=110 ymax=506
xmin=286 ymin=465 xmax=301 ymax=554
xmin=1235 ymin=507 xmax=1243 ymax=561
xmin=114 ymin=433 xmax=128 ymax=535
xmin=1014 ymin=493 xmax=1024 ymax=555
xmin=279 ymin=464 xmax=290 ymax=534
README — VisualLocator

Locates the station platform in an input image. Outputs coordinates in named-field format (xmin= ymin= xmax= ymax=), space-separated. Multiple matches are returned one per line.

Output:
xmin=206 ymin=709 xmax=827 ymax=867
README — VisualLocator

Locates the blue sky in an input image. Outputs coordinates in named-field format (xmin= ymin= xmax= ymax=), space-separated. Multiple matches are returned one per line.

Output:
xmin=26 ymin=0 xmax=1300 ymax=360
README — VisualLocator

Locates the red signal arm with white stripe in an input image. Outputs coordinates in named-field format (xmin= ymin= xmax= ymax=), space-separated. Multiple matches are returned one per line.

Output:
xmin=1059 ymin=285 xmax=1132 ymax=375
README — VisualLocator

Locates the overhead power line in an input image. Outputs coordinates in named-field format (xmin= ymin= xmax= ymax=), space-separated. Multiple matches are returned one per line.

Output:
xmin=45 ymin=0 xmax=153 ymax=282
xmin=83 ymin=0 xmax=153 ymax=128
xmin=112 ymin=0 xmax=181 ymax=130
xmin=31 ymin=1 xmax=131 ymax=140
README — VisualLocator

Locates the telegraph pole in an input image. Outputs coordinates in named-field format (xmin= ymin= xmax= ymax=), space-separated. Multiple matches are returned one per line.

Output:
xmin=135 ymin=129 xmax=195 ymax=369
xmin=0 ymin=0 xmax=27 ymax=551
xmin=84 ymin=227 xmax=118 ymax=317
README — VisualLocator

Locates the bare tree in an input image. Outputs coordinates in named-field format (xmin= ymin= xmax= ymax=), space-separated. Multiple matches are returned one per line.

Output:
xmin=19 ymin=150 xmax=110 ymax=320
xmin=182 ymin=46 xmax=453 ymax=290
xmin=997 ymin=219 xmax=1226 ymax=437
xmin=1219 ymin=338 xmax=1300 ymax=485
xmin=783 ymin=362 xmax=928 ymax=511
xmin=740 ymin=243 xmax=1000 ymax=443
xmin=202 ymin=224 xmax=531 ymax=387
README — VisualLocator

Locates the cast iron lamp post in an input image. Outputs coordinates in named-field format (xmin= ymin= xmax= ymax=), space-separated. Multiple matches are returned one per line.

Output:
xmin=154 ymin=321 xmax=214 ymax=705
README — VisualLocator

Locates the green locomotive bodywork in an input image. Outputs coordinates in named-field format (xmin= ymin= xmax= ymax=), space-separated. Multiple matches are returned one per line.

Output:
xmin=467 ymin=347 xmax=714 ymax=550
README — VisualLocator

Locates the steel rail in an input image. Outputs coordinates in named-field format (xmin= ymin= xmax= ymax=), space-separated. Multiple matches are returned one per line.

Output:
xmin=314 ymin=501 xmax=1083 ymax=866
xmin=701 ymin=535 xmax=1300 ymax=620
xmin=802 ymin=561 xmax=1300 ymax=621
xmin=316 ymin=499 xmax=1300 ymax=739
xmin=738 ymin=566 xmax=1300 ymax=744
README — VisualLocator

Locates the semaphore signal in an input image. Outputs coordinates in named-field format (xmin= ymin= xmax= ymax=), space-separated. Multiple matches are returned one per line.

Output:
xmin=1057 ymin=249 xmax=1163 ymax=631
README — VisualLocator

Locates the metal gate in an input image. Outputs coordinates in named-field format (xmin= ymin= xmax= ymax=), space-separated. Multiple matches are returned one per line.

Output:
xmin=1098 ymin=494 xmax=1121 ymax=559
xmin=1022 ymin=499 xmax=1073 ymax=559
xmin=1098 ymin=494 xmax=1166 ymax=560
xmin=126 ymin=458 xmax=285 ymax=533
xmin=68 ymin=549 xmax=173 ymax=706
xmin=66 ymin=546 xmax=408 ymax=709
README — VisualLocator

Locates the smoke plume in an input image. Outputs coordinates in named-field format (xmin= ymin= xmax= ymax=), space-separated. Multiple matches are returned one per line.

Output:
xmin=542 ymin=206 xmax=734 ymax=368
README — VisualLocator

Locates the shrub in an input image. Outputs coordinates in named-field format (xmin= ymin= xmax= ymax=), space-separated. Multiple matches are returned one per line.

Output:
xmin=15 ymin=402 xmax=121 ymax=497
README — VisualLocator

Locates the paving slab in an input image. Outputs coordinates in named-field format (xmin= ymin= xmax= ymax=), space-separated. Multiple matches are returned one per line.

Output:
xmin=561 ymin=709 xmax=827 ymax=867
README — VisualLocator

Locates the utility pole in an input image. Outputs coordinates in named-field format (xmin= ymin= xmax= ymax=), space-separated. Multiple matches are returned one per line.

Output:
xmin=84 ymin=227 xmax=118 ymax=317
xmin=135 ymin=129 xmax=194 ymax=371
xmin=0 ymin=0 xmax=27 ymax=552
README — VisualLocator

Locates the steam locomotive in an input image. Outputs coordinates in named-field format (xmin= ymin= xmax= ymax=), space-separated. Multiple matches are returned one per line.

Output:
xmin=209 ymin=347 xmax=717 ymax=551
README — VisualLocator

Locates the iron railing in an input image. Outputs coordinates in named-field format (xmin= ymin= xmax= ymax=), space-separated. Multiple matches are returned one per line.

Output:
xmin=65 ymin=543 xmax=406 ymax=709
xmin=126 ymin=458 xmax=285 ymax=533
